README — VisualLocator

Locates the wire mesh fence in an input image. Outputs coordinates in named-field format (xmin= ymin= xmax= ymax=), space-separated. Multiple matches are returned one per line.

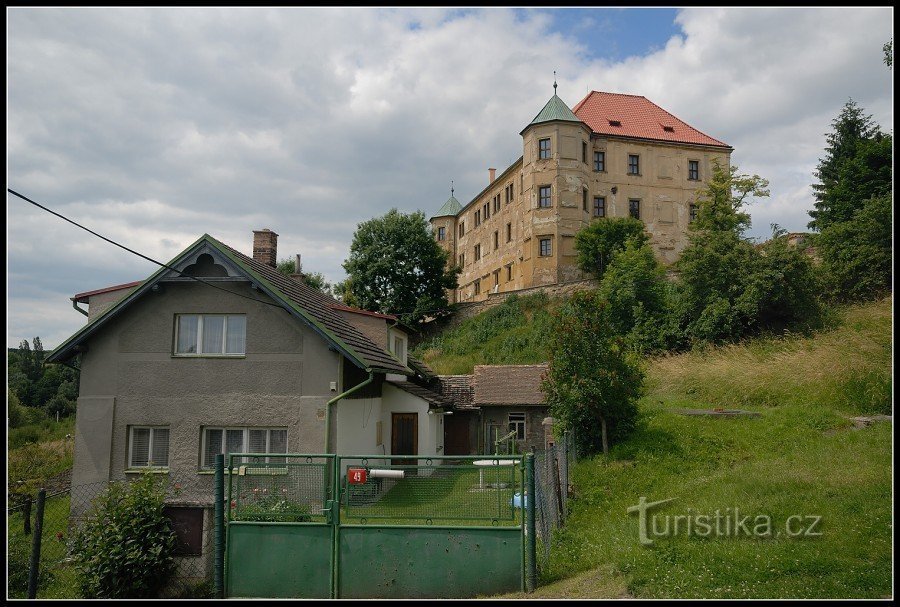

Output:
xmin=7 ymin=475 xmax=217 ymax=599
xmin=337 ymin=455 xmax=524 ymax=526
xmin=228 ymin=454 xmax=330 ymax=523
xmin=532 ymin=431 xmax=577 ymax=571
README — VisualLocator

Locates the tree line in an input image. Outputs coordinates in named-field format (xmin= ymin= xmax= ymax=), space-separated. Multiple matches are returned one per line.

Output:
xmin=8 ymin=337 xmax=80 ymax=428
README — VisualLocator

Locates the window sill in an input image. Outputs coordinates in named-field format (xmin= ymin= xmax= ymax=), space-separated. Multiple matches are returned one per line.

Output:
xmin=125 ymin=468 xmax=170 ymax=474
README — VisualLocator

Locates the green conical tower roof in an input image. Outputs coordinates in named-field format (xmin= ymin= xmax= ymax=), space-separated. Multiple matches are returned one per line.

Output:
xmin=433 ymin=194 xmax=462 ymax=218
xmin=521 ymin=78 xmax=583 ymax=134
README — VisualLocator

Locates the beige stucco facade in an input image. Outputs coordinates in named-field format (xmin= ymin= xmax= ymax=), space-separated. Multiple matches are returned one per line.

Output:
xmin=432 ymin=109 xmax=730 ymax=303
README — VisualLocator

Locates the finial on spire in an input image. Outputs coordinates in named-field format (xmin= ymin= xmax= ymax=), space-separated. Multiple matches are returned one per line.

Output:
xmin=553 ymin=70 xmax=557 ymax=94
xmin=450 ymin=180 xmax=454 ymax=197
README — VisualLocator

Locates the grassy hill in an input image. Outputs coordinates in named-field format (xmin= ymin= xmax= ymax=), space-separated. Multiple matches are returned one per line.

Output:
xmin=452 ymin=295 xmax=891 ymax=599
xmin=414 ymin=292 xmax=558 ymax=374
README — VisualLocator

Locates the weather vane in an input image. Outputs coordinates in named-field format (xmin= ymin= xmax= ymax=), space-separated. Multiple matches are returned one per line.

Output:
xmin=450 ymin=180 xmax=454 ymax=197
xmin=553 ymin=70 xmax=557 ymax=94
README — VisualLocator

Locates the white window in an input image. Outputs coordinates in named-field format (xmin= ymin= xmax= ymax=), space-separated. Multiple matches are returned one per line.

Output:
xmin=389 ymin=330 xmax=407 ymax=365
xmin=175 ymin=314 xmax=246 ymax=356
xmin=508 ymin=413 xmax=526 ymax=441
xmin=201 ymin=427 xmax=287 ymax=468
xmin=129 ymin=426 xmax=170 ymax=468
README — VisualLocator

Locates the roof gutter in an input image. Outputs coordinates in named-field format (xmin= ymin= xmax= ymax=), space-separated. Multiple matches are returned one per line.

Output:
xmin=325 ymin=369 xmax=375 ymax=454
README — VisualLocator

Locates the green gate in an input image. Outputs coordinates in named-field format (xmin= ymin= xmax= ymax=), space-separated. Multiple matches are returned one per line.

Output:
xmin=224 ymin=453 xmax=534 ymax=598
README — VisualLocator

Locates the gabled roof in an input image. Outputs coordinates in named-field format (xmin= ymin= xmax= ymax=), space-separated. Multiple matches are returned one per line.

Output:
xmin=432 ymin=195 xmax=463 ymax=219
xmin=47 ymin=234 xmax=410 ymax=374
xmin=522 ymin=94 xmax=582 ymax=133
xmin=473 ymin=364 xmax=549 ymax=406
xmin=572 ymin=91 xmax=731 ymax=148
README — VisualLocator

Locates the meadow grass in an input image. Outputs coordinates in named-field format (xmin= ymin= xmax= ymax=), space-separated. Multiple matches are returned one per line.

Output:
xmin=524 ymin=296 xmax=892 ymax=598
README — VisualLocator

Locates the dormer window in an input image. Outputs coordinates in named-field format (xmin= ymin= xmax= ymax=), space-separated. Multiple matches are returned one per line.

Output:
xmin=608 ymin=120 xmax=622 ymax=127
xmin=662 ymin=125 xmax=675 ymax=132
xmin=389 ymin=329 xmax=408 ymax=366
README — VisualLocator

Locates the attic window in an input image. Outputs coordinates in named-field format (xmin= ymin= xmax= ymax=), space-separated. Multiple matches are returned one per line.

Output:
xmin=662 ymin=125 xmax=675 ymax=132
xmin=608 ymin=120 xmax=622 ymax=127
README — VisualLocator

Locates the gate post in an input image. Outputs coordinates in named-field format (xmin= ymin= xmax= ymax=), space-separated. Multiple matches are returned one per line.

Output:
xmin=27 ymin=488 xmax=46 ymax=599
xmin=525 ymin=454 xmax=537 ymax=593
xmin=214 ymin=453 xmax=225 ymax=598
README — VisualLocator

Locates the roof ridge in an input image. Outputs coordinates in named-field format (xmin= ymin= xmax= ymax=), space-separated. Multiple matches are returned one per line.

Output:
xmin=638 ymin=95 xmax=728 ymax=147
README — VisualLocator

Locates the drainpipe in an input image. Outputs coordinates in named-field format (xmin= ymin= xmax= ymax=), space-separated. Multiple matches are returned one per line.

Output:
xmin=324 ymin=370 xmax=375 ymax=454
xmin=72 ymin=300 xmax=88 ymax=317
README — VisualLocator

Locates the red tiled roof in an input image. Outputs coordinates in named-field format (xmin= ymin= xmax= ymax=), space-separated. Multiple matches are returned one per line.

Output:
xmin=572 ymin=91 xmax=730 ymax=148
xmin=71 ymin=281 xmax=142 ymax=303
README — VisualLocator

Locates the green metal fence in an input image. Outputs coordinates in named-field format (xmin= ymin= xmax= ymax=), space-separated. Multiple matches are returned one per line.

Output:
xmin=224 ymin=453 xmax=535 ymax=599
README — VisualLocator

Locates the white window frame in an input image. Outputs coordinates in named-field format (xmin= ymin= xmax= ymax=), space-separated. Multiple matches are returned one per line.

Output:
xmin=174 ymin=313 xmax=246 ymax=357
xmin=200 ymin=426 xmax=288 ymax=469
xmin=389 ymin=330 xmax=408 ymax=366
xmin=508 ymin=413 xmax=526 ymax=441
xmin=128 ymin=426 xmax=170 ymax=469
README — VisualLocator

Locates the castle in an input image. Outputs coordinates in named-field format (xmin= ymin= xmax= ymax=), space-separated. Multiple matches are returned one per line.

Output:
xmin=430 ymin=85 xmax=732 ymax=303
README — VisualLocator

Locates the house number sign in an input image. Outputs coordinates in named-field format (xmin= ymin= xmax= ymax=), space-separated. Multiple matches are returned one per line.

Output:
xmin=348 ymin=467 xmax=367 ymax=484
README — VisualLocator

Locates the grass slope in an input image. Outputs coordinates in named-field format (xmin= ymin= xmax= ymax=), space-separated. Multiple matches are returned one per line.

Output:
xmin=528 ymin=296 xmax=892 ymax=598
xmin=415 ymin=292 xmax=557 ymax=374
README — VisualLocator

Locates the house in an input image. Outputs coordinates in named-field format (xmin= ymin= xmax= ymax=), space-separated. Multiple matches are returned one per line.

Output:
xmin=430 ymin=85 xmax=732 ymax=303
xmin=436 ymin=364 xmax=551 ymax=455
xmin=48 ymin=229 xmax=455 ymax=530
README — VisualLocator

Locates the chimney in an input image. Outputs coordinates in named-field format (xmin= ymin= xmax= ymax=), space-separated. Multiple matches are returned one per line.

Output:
xmin=252 ymin=229 xmax=279 ymax=268
xmin=488 ymin=168 xmax=496 ymax=183
xmin=289 ymin=254 xmax=304 ymax=282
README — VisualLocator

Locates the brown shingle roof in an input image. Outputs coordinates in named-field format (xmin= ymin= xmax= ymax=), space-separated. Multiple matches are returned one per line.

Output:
xmin=437 ymin=375 xmax=476 ymax=410
xmin=218 ymin=241 xmax=409 ymax=374
xmin=473 ymin=364 xmax=549 ymax=406
xmin=387 ymin=380 xmax=454 ymax=408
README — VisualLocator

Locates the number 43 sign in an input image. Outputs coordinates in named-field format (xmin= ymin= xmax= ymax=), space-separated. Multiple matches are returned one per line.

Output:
xmin=348 ymin=468 xmax=368 ymax=484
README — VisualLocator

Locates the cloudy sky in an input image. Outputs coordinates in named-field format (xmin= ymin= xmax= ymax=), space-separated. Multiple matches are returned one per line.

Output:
xmin=6 ymin=7 xmax=893 ymax=349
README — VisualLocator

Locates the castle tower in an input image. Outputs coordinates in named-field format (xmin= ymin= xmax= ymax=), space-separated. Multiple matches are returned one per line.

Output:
xmin=429 ymin=188 xmax=463 ymax=303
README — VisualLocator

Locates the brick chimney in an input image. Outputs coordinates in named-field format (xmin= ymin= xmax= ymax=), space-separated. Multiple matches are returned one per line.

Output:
xmin=252 ymin=229 xmax=278 ymax=268
xmin=489 ymin=167 xmax=496 ymax=183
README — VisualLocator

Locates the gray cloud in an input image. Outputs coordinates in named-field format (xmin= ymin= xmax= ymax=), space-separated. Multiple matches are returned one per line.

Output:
xmin=7 ymin=7 xmax=893 ymax=347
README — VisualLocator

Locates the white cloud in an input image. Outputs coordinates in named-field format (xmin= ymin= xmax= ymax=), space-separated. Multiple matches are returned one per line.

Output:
xmin=6 ymin=7 xmax=893 ymax=347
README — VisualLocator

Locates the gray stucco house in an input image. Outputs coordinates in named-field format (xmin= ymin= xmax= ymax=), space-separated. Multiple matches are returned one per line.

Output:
xmin=47 ymin=229 xmax=454 ymax=571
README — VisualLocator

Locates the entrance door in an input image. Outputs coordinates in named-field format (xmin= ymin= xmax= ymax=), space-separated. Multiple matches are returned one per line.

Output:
xmin=444 ymin=413 xmax=471 ymax=455
xmin=391 ymin=413 xmax=418 ymax=465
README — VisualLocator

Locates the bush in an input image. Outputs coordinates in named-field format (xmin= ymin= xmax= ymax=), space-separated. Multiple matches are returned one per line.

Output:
xmin=597 ymin=240 xmax=678 ymax=353
xmin=574 ymin=217 xmax=648 ymax=279
xmin=542 ymin=290 xmax=644 ymax=455
xmin=817 ymin=194 xmax=892 ymax=301
xmin=71 ymin=474 xmax=177 ymax=598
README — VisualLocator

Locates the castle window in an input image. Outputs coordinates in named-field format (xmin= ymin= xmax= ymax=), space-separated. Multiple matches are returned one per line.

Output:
xmin=629 ymin=199 xmax=641 ymax=220
xmin=437 ymin=227 xmax=445 ymax=241
xmin=474 ymin=244 xmax=481 ymax=261
xmin=459 ymin=253 xmax=465 ymax=267
xmin=506 ymin=222 xmax=512 ymax=243
xmin=690 ymin=203 xmax=699 ymax=222
xmin=493 ymin=230 xmax=499 ymax=250
xmin=688 ymin=160 xmax=700 ymax=181
xmin=539 ymin=185 xmax=551 ymax=208
xmin=582 ymin=141 xmax=588 ymax=163
xmin=459 ymin=222 xmax=465 ymax=237
xmin=594 ymin=151 xmax=605 ymax=172
xmin=539 ymin=238 xmax=552 ymax=257
xmin=510 ymin=182 xmax=514 ymax=200
xmin=475 ymin=210 xmax=481 ymax=226
xmin=538 ymin=138 xmax=550 ymax=159
xmin=628 ymin=154 xmax=640 ymax=176
xmin=483 ymin=202 xmax=489 ymax=219
xmin=493 ymin=269 xmax=500 ymax=287
xmin=474 ymin=280 xmax=481 ymax=296
xmin=594 ymin=196 xmax=606 ymax=218
xmin=506 ymin=265 xmax=513 ymax=282
xmin=494 ymin=195 xmax=500 ymax=213
xmin=582 ymin=188 xmax=588 ymax=212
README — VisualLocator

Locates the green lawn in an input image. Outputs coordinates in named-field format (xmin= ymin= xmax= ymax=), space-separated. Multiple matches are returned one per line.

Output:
xmin=7 ymin=493 xmax=80 ymax=599
xmin=525 ymin=297 xmax=892 ymax=598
